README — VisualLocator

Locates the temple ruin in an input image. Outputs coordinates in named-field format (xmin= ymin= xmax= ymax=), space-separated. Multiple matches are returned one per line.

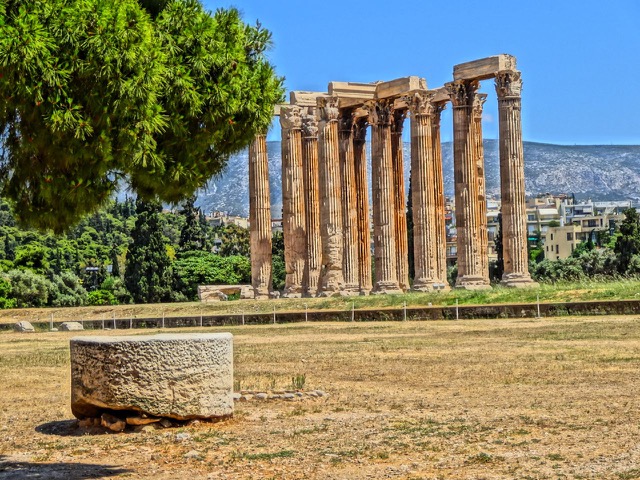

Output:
xmin=248 ymin=55 xmax=537 ymax=298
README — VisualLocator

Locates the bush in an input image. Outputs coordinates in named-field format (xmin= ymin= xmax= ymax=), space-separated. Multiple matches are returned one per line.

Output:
xmin=4 ymin=269 xmax=52 ymax=307
xmin=173 ymin=251 xmax=251 ymax=300
xmin=87 ymin=289 xmax=118 ymax=306
xmin=49 ymin=271 xmax=87 ymax=307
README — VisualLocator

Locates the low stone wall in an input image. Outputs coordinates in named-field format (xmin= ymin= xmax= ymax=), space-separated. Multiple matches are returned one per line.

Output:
xmin=70 ymin=333 xmax=233 ymax=421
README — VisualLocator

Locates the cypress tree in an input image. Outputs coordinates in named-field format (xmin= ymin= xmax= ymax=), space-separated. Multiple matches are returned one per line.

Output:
xmin=614 ymin=208 xmax=640 ymax=273
xmin=178 ymin=196 xmax=206 ymax=252
xmin=124 ymin=199 xmax=173 ymax=303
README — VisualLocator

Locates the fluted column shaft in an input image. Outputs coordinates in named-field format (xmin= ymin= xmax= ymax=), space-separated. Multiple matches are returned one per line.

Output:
xmin=317 ymin=96 xmax=345 ymax=295
xmin=280 ymin=106 xmax=306 ymax=298
xmin=431 ymin=105 xmax=449 ymax=284
xmin=339 ymin=111 xmax=360 ymax=295
xmin=391 ymin=110 xmax=410 ymax=291
xmin=249 ymin=134 xmax=272 ymax=299
xmin=301 ymin=110 xmax=321 ymax=297
xmin=369 ymin=100 xmax=402 ymax=294
xmin=408 ymin=92 xmax=450 ymax=291
xmin=472 ymin=94 xmax=490 ymax=284
xmin=354 ymin=119 xmax=372 ymax=294
xmin=447 ymin=81 xmax=491 ymax=290
xmin=496 ymin=70 xmax=538 ymax=287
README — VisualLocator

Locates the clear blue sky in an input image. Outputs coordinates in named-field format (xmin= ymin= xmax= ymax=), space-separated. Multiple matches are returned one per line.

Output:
xmin=204 ymin=0 xmax=640 ymax=145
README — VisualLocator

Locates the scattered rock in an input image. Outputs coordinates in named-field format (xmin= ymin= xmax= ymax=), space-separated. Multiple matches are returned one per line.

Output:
xmin=13 ymin=321 xmax=35 ymax=333
xmin=183 ymin=450 xmax=201 ymax=459
xmin=315 ymin=390 xmax=326 ymax=397
xmin=101 ymin=413 xmax=126 ymax=432
xmin=60 ymin=321 xmax=84 ymax=332
xmin=232 ymin=392 xmax=242 ymax=401
xmin=126 ymin=415 xmax=160 ymax=426
xmin=134 ymin=424 xmax=157 ymax=434
xmin=284 ymin=393 xmax=295 ymax=400
xmin=50 ymin=328 xmax=59 ymax=332
xmin=175 ymin=432 xmax=191 ymax=442
xmin=255 ymin=393 xmax=268 ymax=400
xmin=160 ymin=418 xmax=173 ymax=428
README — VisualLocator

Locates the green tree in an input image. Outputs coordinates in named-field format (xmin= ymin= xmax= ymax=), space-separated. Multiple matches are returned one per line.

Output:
xmin=271 ymin=230 xmax=285 ymax=291
xmin=216 ymin=224 xmax=250 ymax=257
xmin=0 ymin=0 xmax=283 ymax=231
xmin=173 ymin=251 xmax=250 ymax=299
xmin=614 ymin=208 xmax=640 ymax=274
xmin=492 ymin=213 xmax=504 ymax=281
xmin=179 ymin=196 xmax=206 ymax=251
xmin=124 ymin=199 xmax=173 ymax=303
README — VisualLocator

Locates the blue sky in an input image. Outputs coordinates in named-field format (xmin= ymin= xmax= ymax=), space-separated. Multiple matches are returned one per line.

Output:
xmin=204 ymin=0 xmax=640 ymax=145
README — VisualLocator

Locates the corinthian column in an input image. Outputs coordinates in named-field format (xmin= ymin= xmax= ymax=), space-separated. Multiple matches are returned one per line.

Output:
xmin=446 ymin=80 xmax=491 ymax=290
xmin=354 ymin=118 xmax=372 ymax=294
xmin=249 ymin=134 xmax=272 ymax=299
xmin=339 ymin=111 xmax=360 ymax=295
xmin=495 ymin=70 xmax=538 ymax=288
xmin=280 ymin=106 xmax=306 ymax=298
xmin=369 ymin=100 xmax=402 ymax=294
xmin=301 ymin=109 xmax=321 ymax=297
xmin=471 ymin=93 xmax=490 ymax=285
xmin=391 ymin=109 xmax=410 ymax=291
xmin=408 ymin=92 xmax=450 ymax=292
xmin=317 ymin=96 xmax=345 ymax=295
xmin=431 ymin=103 xmax=449 ymax=286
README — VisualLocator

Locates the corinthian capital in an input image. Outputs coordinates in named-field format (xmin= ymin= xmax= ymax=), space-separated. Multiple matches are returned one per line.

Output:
xmin=445 ymin=80 xmax=479 ymax=107
xmin=472 ymin=93 xmax=488 ymax=119
xmin=279 ymin=105 xmax=302 ymax=130
xmin=317 ymin=96 xmax=340 ymax=122
xmin=365 ymin=99 xmax=393 ymax=126
xmin=301 ymin=110 xmax=318 ymax=139
xmin=495 ymin=70 xmax=522 ymax=98
xmin=405 ymin=91 xmax=436 ymax=116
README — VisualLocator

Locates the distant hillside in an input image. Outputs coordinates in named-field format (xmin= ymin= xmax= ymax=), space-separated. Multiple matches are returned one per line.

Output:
xmin=195 ymin=140 xmax=640 ymax=217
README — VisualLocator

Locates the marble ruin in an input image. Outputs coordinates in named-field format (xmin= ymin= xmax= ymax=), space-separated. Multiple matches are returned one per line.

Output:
xmin=248 ymin=55 xmax=537 ymax=297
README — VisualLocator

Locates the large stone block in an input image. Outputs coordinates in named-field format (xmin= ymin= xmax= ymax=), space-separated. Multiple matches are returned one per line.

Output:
xmin=60 ymin=321 xmax=84 ymax=331
xmin=453 ymin=54 xmax=517 ymax=81
xmin=70 ymin=333 xmax=233 ymax=420
xmin=14 ymin=321 xmax=35 ymax=333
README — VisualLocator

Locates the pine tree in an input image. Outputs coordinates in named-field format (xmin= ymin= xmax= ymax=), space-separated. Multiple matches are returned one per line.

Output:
xmin=124 ymin=199 xmax=173 ymax=303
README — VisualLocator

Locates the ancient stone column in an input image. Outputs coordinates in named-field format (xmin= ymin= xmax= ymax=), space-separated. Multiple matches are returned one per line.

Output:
xmin=354 ymin=118 xmax=372 ymax=294
xmin=471 ymin=93 xmax=490 ymax=284
xmin=447 ymin=80 xmax=491 ymax=290
xmin=280 ymin=106 xmax=306 ymax=298
xmin=391 ymin=109 xmax=410 ymax=291
xmin=495 ymin=70 xmax=538 ymax=287
xmin=248 ymin=134 xmax=272 ymax=299
xmin=301 ymin=109 xmax=321 ymax=297
xmin=369 ymin=100 xmax=402 ymax=294
xmin=431 ymin=103 xmax=449 ymax=286
xmin=317 ymin=96 xmax=345 ymax=295
xmin=408 ymin=92 xmax=449 ymax=292
xmin=339 ymin=111 xmax=361 ymax=295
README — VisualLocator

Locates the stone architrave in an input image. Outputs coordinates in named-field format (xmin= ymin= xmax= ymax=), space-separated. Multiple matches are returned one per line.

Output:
xmin=280 ymin=106 xmax=306 ymax=298
xmin=353 ymin=118 xmax=372 ymax=294
xmin=391 ymin=109 xmax=410 ymax=291
xmin=471 ymin=93 xmax=490 ymax=284
xmin=446 ymin=80 xmax=491 ymax=290
xmin=301 ymin=109 xmax=322 ymax=297
xmin=70 ymin=333 xmax=233 ymax=420
xmin=249 ymin=134 xmax=273 ymax=299
xmin=495 ymin=70 xmax=538 ymax=287
xmin=368 ymin=100 xmax=402 ymax=294
xmin=431 ymin=103 xmax=449 ymax=285
xmin=317 ymin=96 xmax=345 ymax=295
xmin=407 ymin=92 xmax=450 ymax=292
xmin=338 ymin=110 xmax=361 ymax=295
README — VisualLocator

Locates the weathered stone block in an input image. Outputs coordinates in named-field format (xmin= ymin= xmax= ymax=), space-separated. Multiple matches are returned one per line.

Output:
xmin=453 ymin=54 xmax=517 ymax=81
xmin=13 ymin=321 xmax=34 ymax=333
xmin=375 ymin=76 xmax=426 ymax=99
xmin=70 ymin=333 xmax=233 ymax=420
xmin=60 ymin=321 xmax=84 ymax=331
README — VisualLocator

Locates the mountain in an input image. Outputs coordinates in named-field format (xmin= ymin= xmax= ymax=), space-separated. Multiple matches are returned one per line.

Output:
xmin=195 ymin=140 xmax=640 ymax=217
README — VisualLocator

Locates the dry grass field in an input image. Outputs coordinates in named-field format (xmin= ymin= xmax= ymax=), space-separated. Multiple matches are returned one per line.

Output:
xmin=1 ymin=316 xmax=640 ymax=479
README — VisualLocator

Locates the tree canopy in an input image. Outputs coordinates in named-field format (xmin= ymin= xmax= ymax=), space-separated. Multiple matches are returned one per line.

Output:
xmin=0 ymin=0 xmax=283 ymax=232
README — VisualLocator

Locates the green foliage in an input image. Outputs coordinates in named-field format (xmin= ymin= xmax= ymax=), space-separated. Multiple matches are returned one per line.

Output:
xmin=271 ymin=231 xmax=285 ymax=291
xmin=173 ymin=250 xmax=250 ymax=299
xmin=124 ymin=199 xmax=173 ymax=303
xmin=493 ymin=213 xmax=504 ymax=281
xmin=614 ymin=208 xmax=640 ymax=274
xmin=179 ymin=195 xmax=207 ymax=251
xmin=4 ymin=269 xmax=52 ymax=307
xmin=49 ymin=271 xmax=87 ymax=307
xmin=0 ymin=277 xmax=15 ymax=308
xmin=215 ymin=223 xmax=249 ymax=257
xmin=0 ymin=0 xmax=283 ymax=231
xmin=87 ymin=289 xmax=118 ymax=306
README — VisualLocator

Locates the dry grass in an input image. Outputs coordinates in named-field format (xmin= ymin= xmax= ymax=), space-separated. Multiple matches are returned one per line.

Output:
xmin=2 ymin=316 xmax=640 ymax=478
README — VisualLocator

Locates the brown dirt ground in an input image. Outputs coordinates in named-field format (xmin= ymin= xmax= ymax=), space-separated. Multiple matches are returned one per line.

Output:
xmin=1 ymin=316 xmax=640 ymax=479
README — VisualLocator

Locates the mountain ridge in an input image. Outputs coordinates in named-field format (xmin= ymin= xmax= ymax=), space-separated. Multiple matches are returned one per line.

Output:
xmin=194 ymin=140 xmax=640 ymax=217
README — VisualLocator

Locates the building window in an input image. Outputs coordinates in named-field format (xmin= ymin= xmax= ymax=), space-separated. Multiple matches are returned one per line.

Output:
xmin=567 ymin=232 xmax=573 ymax=241
xmin=550 ymin=234 xmax=554 ymax=241
xmin=556 ymin=245 xmax=559 ymax=254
